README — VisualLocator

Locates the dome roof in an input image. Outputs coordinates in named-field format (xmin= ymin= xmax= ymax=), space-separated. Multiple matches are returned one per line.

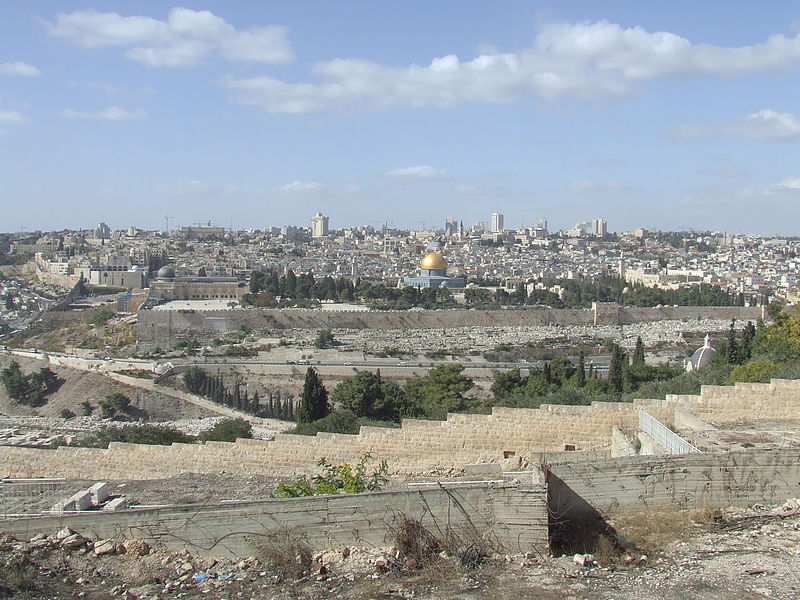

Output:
xmin=420 ymin=251 xmax=447 ymax=270
xmin=156 ymin=266 xmax=176 ymax=279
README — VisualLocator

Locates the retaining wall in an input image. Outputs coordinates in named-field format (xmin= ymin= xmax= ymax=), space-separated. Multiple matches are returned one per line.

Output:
xmin=2 ymin=378 xmax=799 ymax=481
xmin=136 ymin=304 xmax=764 ymax=347
xmin=0 ymin=483 xmax=548 ymax=557
xmin=548 ymin=448 xmax=800 ymax=520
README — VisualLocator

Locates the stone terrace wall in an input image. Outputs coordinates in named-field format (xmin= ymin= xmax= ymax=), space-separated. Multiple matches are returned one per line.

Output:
xmin=2 ymin=378 xmax=798 ymax=481
xmin=0 ymin=483 xmax=548 ymax=557
xmin=0 ymin=401 xmax=651 ymax=480
xmin=136 ymin=304 xmax=764 ymax=347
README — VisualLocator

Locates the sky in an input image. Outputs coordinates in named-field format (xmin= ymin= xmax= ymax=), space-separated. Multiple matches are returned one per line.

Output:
xmin=1 ymin=1 xmax=800 ymax=235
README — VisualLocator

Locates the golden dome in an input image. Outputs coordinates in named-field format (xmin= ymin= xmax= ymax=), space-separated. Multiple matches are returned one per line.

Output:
xmin=420 ymin=251 xmax=447 ymax=270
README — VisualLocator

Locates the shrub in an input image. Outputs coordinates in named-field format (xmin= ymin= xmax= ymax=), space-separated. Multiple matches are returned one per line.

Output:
xmin=728 ymin=360 xmax=781 ymax=384
xmin=199 ymin=418 xmax=253 ymax=442
xmin=59 ymin=409 xmax=75 ymax=419
xmin=255 ymin=528 xmax=313 ymax=581
xmin=87 ymin=311 xmax=114 ymax=326
xmin=76 ymin=424 xmax=194 ymax=448
xmin=293 ymin=409 xmax=360 ymax=436
xmin=274 ymin=454 xmax=388 ymax=498
xmin=80 ymin=400 xmax=93 ymax=415
xmin=99 ymin=393 xmax=131 ymax=418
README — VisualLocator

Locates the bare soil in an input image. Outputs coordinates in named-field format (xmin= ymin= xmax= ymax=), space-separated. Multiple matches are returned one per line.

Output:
xmin=1 ymin=501 xmax=799 ymax=599
xmin=0 ymin=355 xmax=212 ymax=421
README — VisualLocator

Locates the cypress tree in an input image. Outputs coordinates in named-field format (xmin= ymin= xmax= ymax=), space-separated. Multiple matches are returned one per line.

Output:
xmin=632 ymin=336 xmax=645 ymax=366
xmin=740 ymin=321 xmax=756 ymax=363
xmin=576 ymin=352 xmax=586 ymax=388
xmin=299 ymin=367 xmax=329 ymax=423
xmin=609 ymin=345 xmax=624 ymax=393
xmin=726 ymin=320 xmax=739 ymax=364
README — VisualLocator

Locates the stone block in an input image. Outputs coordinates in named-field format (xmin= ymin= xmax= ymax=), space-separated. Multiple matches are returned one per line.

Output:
xmin=88 ymin=482 xmax=111 ymax=505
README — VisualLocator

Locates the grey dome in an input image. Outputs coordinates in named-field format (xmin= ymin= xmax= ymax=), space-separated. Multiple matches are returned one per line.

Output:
xmin=156 ymin=266 xmax=176 ymax=279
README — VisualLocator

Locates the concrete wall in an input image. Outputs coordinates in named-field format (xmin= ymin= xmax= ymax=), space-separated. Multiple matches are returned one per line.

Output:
xmin=0 ymin=483 xmax=548 ymax=557
xmin=137 ymin=304 xmax=765 ymax=347
xmin=548 ymin=449 xmax=800 ymax=520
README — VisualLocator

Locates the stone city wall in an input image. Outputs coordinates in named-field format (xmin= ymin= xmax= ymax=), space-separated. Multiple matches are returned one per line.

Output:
xmin=136 ymin=304 xmax=764 ymax=347
xmin=0 ymin=483 xmax=548 ymax=557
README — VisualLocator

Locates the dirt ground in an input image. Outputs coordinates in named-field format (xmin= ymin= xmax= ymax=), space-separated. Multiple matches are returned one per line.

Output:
xmin=1 ymin=500 xmax=799 ymax=599
xmin=0 ymin=355 xmax=212 ymax=421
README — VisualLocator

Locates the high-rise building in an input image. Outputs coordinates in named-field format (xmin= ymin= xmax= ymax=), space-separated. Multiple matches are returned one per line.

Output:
xmin=311 ymin=212 xmax=329 ymax=238
xmin=569 ymin=218 xmax=607 ymax=237
xmin=94 ymin=222 xmax=111 ymax=239
xmin=444 ymin=217 xmax=458 ymax=237
xmin=491 ymin=212 xmax=504 ymax=233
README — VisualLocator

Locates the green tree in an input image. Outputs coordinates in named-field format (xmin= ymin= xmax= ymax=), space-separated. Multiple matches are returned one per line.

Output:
xmin=576 ymin=352 xmax=586 ymax=388
xmin=403 ymin=364 xmax=474 ymax=419
xmin=298 ymin=367 xmax=329 ymax=423
xmin=314 ymin=328 xmax=335 ymax=349
xmin=182 ymin=367 xmax=207 ymax=394
xmin=632 ymin=336 xmax=645 ymax=366
xmin=726 ymin=320 xmax=740 ymax=364
xmin=1 ymin=361 xmax=29 ymax=401
xmin=728 ymin=360 xmax=780 ymax=384
xmin=331 ymin=371 xmax=403 ymax=420
xmin=490 ymin=368 xmax=525 ymax=402
xmin=199 ymin=418 xmax=253 ymax=442
xmin=608 ymin=344 xmax=625 ymax=393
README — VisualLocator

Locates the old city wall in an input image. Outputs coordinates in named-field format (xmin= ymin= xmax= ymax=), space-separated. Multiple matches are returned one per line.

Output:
xmin=137 ymin=304 xmax=765 ymax=347
xmin=0 ymin=483 xmax=548 ymax=557
xmin=548 ymin=449 xmax=800 ymax=520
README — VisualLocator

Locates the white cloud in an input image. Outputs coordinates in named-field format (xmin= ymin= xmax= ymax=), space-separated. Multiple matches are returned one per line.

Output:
xmin=221 ymin=20 xmax=800 ymax=113
xmin=60 ymin=106 xmax=147 ymax=120
xmin=569 ymin=180 xmax=632 ymax=192
xmin=0 ymin=61 xmax=41 ymax=77
xmin=384 ymin=165 xmax=448 ymax=180
xmin=279 ymin=180 xmax=322 ymax=192
xmin=0 ymin=110 xmax=30 ymax=125
xmin=671 ymin=109 xmax=800 ymax=142
xmin=722 ymin=109 xmax=800 ymax=141
xmin=770 ymin=176 xmax=800 ymax=193
xmin=48 ymin=8 xmax=291 ymax=68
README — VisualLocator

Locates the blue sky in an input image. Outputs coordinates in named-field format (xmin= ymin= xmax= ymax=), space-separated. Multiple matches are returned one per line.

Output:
xmin=1 ymin=1 xmax=800 ymax=234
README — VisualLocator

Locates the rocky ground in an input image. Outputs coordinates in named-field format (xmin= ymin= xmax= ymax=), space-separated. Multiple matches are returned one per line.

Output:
xmin=1 ymin=500 xmax=799 ymax=599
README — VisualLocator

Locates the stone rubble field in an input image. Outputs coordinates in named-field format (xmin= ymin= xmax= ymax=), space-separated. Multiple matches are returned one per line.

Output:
xmin=2 ymin=499 xmax=799 ymax=600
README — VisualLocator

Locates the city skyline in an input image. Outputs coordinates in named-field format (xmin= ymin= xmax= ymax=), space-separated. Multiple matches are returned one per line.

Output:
xmin=2 ymin=1 xmax=800 ymax=234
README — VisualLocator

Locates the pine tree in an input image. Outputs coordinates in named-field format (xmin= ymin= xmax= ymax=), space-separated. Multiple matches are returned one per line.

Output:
xmin=251 ymin=391 xmax=260 ymax=414
xmin=632 ymin=336 xmax=645 ymax=366
xmin=299 ymin=367 xmax=329 ymax=423
xmin=543 ymin=363 xmax=551 ymax=384
xmin=576 ymin=352 xmax=586 ymax=388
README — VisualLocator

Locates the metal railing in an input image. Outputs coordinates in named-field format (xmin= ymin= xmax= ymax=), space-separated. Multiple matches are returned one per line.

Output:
xmin=639 ymin=411 xmax=701 ymax=455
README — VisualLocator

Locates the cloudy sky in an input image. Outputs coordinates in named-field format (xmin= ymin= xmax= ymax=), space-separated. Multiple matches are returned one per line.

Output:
xmin=2 ymin=1 xmax=800 ymax=234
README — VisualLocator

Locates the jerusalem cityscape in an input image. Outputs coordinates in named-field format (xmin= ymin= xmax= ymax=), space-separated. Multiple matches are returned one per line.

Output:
xmin=2 ymin=3 xmax=800 ymax=599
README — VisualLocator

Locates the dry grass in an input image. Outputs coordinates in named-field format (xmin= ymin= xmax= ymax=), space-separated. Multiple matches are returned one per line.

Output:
xmin=609 ymin=506 xmax=721 ymax=555
xmin=253 ymin=528 xmax=313 ymax=581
